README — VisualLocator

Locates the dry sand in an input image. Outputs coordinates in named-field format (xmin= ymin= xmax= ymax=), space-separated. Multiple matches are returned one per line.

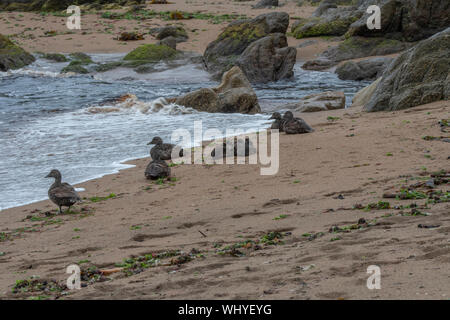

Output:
xmin=0 ymin=101 xmax=449 ymax=300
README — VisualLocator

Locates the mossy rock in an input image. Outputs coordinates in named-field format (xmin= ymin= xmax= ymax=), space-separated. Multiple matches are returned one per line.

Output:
xmin=94 ymin=61 xmax=124 ymax=72
xmin=61 ymin=60 xmax=89 ymax=74
xmin=292 ymin=16 xmax=360 ymax=39
xmin=0 ymin=34 xmax=35 ymax=71
xmin=69 ymin=52 xmax=93 ymax=64
xmin=123 ymin=44 xmax=177 ymax=65
xmin=41 ymin=53 xmax=68 ymax=62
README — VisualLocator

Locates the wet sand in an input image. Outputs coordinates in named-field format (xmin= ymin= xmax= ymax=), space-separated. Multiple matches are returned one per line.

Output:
xmin=1 ymin=101 xmax=449 ymax=300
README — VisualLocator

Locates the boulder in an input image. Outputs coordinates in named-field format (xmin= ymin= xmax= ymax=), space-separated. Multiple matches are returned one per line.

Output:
xmin=158 ymin=36 xmax=177 ymax=50
xmin=351 ymin=77 xmax=381 ymax=107
xmin=252 ymin=0 xmax=278 ymax=9
xmin=319 ymin=36 xmax=411 ymax=63
xmin=292 ymin=5 xmax=362 ymax=38
xmin=150 ymin=25 xmax=188 ymax=43
xmin=302 ymin=58 xmax=335 ymax=71
xmin=335 ymin=56 xmax=393 ymax=80
xmin=236 ymin=33 xmax=296 ymax=83
xmin=365 ymin=28 xmax=450 ymax=111
xmin=174 ymin=66 xmax=261 ymax=114
xmin=0 ymin=34 xmax=35 ymax=71
xmin=123 ymin=44 xmax=178 ymax=66
xmin=348 ymin=0 xmax=450 ymax=42
xmin=278 ymin=91 xmax=346 ymax=112
xmin=203 ymin=12 xmax=290 ymax=79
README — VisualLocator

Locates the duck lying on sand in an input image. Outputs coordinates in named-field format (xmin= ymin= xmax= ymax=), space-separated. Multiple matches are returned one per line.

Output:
xmin=282 ymin=111 xmax=314 ymax=134
xmin=145 ymin=154 xmax=171 ymax=180
xmin=45 ymin=169 xmax=80 ymax=213
xmin=148 ymin=136 xmax=183 ymax=160
xmin=269 ymin=111 xmax=313 ymax=134
xmin=211 ymin=137 xmax=256 ymax=158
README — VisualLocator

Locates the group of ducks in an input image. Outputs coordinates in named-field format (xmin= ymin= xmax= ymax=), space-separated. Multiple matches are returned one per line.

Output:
xmin=46 ymin=111 xmax=312 ymax=213
xmin=269 ymin=111 xmax=314 ymax=134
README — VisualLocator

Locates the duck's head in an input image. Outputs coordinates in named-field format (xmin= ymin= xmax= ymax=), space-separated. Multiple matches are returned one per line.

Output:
xmin=283 ymin=111 xmax=294 ymax=120
xmin=46 ymin=169 xmax=61 ymax=180
xmin=148 ymin=136 xmax=163 ymax=146
xmin=269 ymin=112 xmax=281 ymax=120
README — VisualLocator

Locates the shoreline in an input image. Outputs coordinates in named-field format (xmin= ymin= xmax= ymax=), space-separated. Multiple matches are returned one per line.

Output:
xmin=1 ymin=101 xmax=449 ymax=299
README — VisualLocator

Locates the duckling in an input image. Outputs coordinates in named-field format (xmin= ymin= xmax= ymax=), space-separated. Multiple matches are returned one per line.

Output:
xmin=45 ymin=169 xmax=80 ymax=214
xmin=145 ymin=154 xmax=171 ymax=180
xmin=269 ymin=112 xmax=284 ymax=132
xmin=282 ymin=111 xmax=314 ymax=134
xmin=147 ymin=136 xmax=183 ymax=161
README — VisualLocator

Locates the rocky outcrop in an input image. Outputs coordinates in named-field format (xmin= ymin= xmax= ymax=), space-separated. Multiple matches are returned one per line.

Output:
xmin=335 ymin=56 xmax=393 ymax=81
xmin=203 ymin=12 xmax=290 ymax=79
xmin=236 ymin=33 xmax=296 ymax=83
xmin=0 ymin=34 xmax=35 ymax=71
xmin=252 ymin=0 xmax=278 ymax=9
xmin=278 ymin=91 xmax=346 ymax=112
xmin=348 ymin=0 xmax=450 ymax=42
xmin=365 ymin=28 xmax=450 ymax=111
xmin=174 ymin=66 xmax=261 ymax=114
xmin=351 ymin=77 xmax=381 ymax=107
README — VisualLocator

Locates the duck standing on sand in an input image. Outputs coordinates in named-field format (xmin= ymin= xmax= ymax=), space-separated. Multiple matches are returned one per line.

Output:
xmin=282 ymin=111 xmax=314 ymax=134
xmin=148 ymin=136 xmax=183 ymax=160
xmin=45 ymin=169 xmax=80 ymax=213
xmin=269 ymin=112 xmax=285 ymax=132
xmin=145 ymin=154 xmax=171 ymax=180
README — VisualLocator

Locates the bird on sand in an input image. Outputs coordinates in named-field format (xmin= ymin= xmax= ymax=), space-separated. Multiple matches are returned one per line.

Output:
xmin=147 ymin=136 xmax=183 ymax=160
xmin=269 ymin=112 xmax=285 ymax=132
xmin=145 ymin=154 xmax=171 ymax=180
xmin=282 ymin=111 xmax=314 ymax=134
xmin=45 ymin=169 xmax=80 ymax=213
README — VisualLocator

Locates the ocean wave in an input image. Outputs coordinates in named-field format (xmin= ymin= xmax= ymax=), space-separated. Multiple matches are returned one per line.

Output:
xmin=85 ymin=94 xmax=196 ymax=115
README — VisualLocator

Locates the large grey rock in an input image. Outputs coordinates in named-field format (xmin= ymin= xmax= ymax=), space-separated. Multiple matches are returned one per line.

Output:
xmin=174 ymin=66 xmax=261 ymax=114
xmin=349 ymin=0 xmax=450 ymax=42
xmin=365 ymin=28 xmax=450 ymax=111
xmin=203 ymin=12 xmax=290 ymax=79
xmin=236 ymin=33 xmax=296 ymax=83
xmin=0 ymin=34 xmax=35 ymax=71
xmin=150 ymin=25 xmax=188 ymax=43
xmin=351 ymin=77 xmax=381 ymax=107
xmin=335 ymin=57 xmax=393 ymax=80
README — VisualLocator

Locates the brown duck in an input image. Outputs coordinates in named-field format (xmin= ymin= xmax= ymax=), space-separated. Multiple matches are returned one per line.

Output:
xmin=148 ymin=136 xmax=183 ymax=161
xmin=269 ymin=112 xmax=285 ymax=132
xmin=282 ymin=111 xmax=314 ymax=134
xmin=46 ymin=169 xmax=80 ymax=213
xmin=145 ymin=154 xmax=171 ymax=180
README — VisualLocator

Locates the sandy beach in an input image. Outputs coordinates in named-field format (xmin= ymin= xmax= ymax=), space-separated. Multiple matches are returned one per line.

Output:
xmin=0 ymin=0 xmax=449 ymax=301
xmin=1 ymin=100 xmax=449 ymax=299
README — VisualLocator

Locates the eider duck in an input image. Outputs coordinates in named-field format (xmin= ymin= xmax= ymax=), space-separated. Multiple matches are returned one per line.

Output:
xmin=282 ymin=111 xmax=314 ymax=134
xmin=211 ymin=137 xmax=255 ymax=158
xmin=148 ymin=136 xmax=183 ymax=161
xmin=45 ymin=169 xmax=80 ymax=213
xmin=145 ymin=154 xmax=171 ymax=180
xmin=269 ymin=112 xmax=284 ymax=132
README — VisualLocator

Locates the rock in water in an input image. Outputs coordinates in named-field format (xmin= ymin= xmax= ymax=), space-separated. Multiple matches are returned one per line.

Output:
xmin=365 ymin=28 xmax=450 ymax=112
xmin=0 ymin=34 xmax=35 ymax=71
xmin=175 ymin=66 xmax=261 ymax=114
xmin=236 ymin=33 xmax=296 ymax=83
xmin=203 ymin=12 xmax=289 ymax=79
xmin=145 ymin=159 xmax=171 ymax=180
xmin=45 ymin=169 xmax=80 ymax=214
